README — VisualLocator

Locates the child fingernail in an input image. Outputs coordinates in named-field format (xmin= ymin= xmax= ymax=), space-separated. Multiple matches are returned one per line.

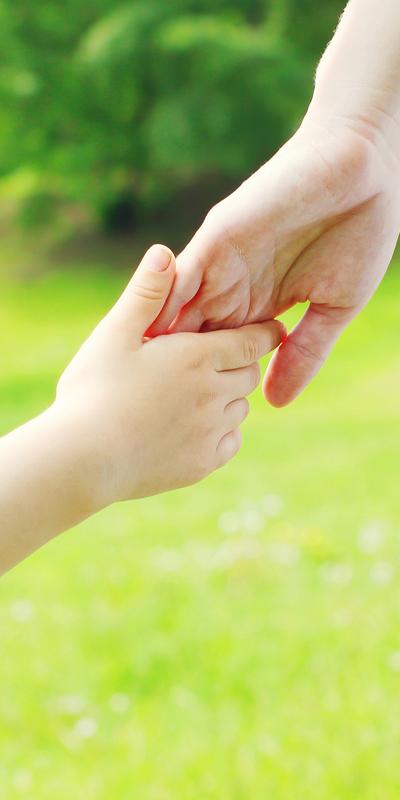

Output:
xmin=147 ymin=245 xmax=172 ymax=272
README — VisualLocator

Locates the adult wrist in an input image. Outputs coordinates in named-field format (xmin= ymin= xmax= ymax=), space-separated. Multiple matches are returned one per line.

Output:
xmin=304 ymin=0 xmax=400 ymax=171
xmin=303 ymin=79 xmax=400 ymax=176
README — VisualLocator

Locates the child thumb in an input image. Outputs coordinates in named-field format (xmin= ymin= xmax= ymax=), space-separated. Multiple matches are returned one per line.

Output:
xmin=110 ymin=245 xmax=176 ymax=344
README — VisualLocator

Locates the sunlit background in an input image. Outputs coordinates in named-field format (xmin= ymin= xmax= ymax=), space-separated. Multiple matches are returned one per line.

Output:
xmin=2 ymin=1 xmax=400 ymax=798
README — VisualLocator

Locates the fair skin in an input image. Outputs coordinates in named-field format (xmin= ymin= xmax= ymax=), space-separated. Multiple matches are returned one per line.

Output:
xmin=0 ymin=245 xmax=282 ymax=574
xmin=151 ymin=0 xmax=400 ymax=407
xmin=2 ymin=0 xmax=399 ymax=573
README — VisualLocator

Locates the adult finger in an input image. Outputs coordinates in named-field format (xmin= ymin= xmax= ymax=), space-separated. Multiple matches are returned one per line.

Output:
xmin=264 ymin=303 xmax=353 ymax=407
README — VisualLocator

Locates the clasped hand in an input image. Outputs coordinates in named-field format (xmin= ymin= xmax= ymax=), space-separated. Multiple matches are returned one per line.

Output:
xmin=150 ymin=117 xmax=400 ymax=406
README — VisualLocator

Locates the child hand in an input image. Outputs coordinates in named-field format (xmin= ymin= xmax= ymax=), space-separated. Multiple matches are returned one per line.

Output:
xmin=56 ymin=244 xmax=283 ymax=508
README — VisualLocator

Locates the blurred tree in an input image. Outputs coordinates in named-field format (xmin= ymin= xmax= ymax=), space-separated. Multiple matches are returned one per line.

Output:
xmin=0 ymin=0 xmax=344 ymax=231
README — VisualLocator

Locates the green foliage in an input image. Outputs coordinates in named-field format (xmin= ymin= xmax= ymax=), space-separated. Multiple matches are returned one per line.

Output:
xmin=0 ymin=0 xmax=343 ymax=227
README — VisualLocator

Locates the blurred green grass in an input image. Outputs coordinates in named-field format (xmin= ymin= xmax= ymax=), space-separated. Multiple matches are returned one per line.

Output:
xmin=1 ymin=258 xmax=400 ymax=799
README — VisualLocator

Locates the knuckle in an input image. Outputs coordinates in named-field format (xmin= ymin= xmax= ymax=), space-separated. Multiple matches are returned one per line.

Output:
xmin=196 ymin=420 xmax=215 ymax=440
xmin=243 ymin=337 xmax=259 ymax=364
xmin=218 ymin=430 xmax=242 ymax=467
xmin=189 ymin=352 xmax=207 ymax=371
xmin=242 ymin=398 xmax=250 ymax=418
xmin=222 ymin=432 xmax=242 ymax=465
xmin=132 ymin=282 xmax=164 ymax=302
xmin=290 ymin=338 xmax=324 ymax=365
xmin=250 ymin=362 xmax=261 ymax=389
xmin=197 ymin=390 xmax=217 ymax=408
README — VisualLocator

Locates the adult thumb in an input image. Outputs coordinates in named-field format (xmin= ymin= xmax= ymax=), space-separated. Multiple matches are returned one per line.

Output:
xmin=108 ymin=244 xmax=176 ymax=344
xmin=263 ymin=303 xmax=352 ymax=407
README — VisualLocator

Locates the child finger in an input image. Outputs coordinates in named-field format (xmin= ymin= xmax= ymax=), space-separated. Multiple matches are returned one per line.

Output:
xmin=215 ymin=429 xmax=242 ymax=469
xmin=206 ymin=321 xmax=285 ymax=371
xmin=224 ymin=398 xmax=250 ymax=430
xmin=221 ymin=363 xmax=261 ymax=399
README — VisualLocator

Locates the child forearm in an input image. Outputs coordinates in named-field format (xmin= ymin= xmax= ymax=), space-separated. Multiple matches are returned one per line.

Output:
xmin=308 ymin=0 xmax=400 ymax=161
xmin=0 ymin=406 xmax=97 ymax=574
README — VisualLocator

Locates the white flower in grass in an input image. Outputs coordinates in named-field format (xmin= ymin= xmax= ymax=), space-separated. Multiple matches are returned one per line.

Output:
xmin=332 ymin=608 xmax=352 ymax=629
xmin=58 ymin=730 xmax=79 ymax=752
xmin=109 ymin=693 xmax=130 ymax=714
xmin=241 ymin=508 xmax=264 ymax=535
xmin=320 ymin=563 xmax=353 ymax=585
xmin=184 ymin=543 xmax=207 ymax=570
xmin=10 ymin=599 xmax=35 ymax=623
xmin=73 ymin=717 xmax=97 ymax=739
xmin=151 ymin=548 xmax=182 ymax=573
xmin=370 ymin=561 xmax=394 ymax=586
xmin=268 ymin=541 xmax=300 ymax=567
xmin=218 ymin=511 xmax=241 ymax=535
xmin=12 ymin=769 xmax=32 ymax=792
xmin=358 ymin=522 xmax=387 ymax=554
xmin=213 ymin=540 xmax=262 ymax=570
xmin=56 ymin=694 xmax=86 ymax=716
xmin=260 ymin=494 xmax=284 ymax=518
xmin=388 ymin=651 xmax=400 ymax=671
xmin=212 ymin=541 xmax=240 ymax=570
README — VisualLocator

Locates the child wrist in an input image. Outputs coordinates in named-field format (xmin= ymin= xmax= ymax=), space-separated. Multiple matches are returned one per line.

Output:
xmin=47 ymin=401 xmax=111 ymax=518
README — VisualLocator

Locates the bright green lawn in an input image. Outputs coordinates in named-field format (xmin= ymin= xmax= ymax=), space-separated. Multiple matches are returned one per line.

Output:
xmin=1 ymin=260 xmax=400 ymax=799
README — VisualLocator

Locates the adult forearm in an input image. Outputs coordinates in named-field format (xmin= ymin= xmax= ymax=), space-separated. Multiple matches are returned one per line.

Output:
xmin=308 ymin=0 xmax=400 ymax=159
xmin=0 ymin=406 xmax=96 ymax=574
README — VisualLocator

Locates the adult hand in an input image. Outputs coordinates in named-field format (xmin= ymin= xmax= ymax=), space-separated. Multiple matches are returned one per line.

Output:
xmin=151 ymin=118 xmax=400 ymax=406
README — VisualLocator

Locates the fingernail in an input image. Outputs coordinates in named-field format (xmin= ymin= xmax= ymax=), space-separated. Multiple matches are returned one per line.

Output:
xmin=148 ymin=245 xmax=172 ymax=272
